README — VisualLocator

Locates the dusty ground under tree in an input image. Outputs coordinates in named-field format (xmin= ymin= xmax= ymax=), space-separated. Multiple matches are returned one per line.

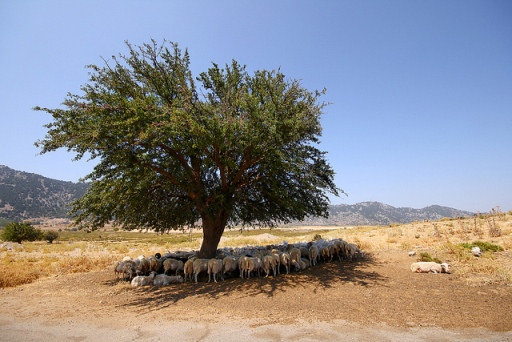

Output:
xmin=1 ymin=250 xmax=511 ymax=341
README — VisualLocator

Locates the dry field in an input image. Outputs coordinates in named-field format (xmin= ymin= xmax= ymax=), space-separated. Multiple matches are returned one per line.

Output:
xmin=1 ymin=212 xmax=511 ymax=340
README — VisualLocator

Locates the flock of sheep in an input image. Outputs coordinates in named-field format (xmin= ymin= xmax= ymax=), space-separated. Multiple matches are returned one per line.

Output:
xmin=114 ymin=238 xmax=365 ymax=287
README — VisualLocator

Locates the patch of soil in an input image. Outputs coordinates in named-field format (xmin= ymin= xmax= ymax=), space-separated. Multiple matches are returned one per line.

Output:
xmin=1 ymin=251 xmax=511 ymax=340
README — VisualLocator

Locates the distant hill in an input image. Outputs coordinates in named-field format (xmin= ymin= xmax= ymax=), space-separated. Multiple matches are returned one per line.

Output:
xmin=0 ymin=165 xmax=88 ymax=221
xmin=0 ymin=165 xmax=473 ymax=225
xmin=297 ymin=201 xmax=474 ymax=226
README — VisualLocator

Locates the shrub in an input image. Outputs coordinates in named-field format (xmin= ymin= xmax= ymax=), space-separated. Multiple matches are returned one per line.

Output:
xmin=418 ymin=252 xmax=442 ymax=264
xmin=460 ymin=241 xmax=503 ymax=253
xmin=1 ymin=222 xmax=43 ymax=244
xmin=44 ymin=230 xmax=59 ymax=243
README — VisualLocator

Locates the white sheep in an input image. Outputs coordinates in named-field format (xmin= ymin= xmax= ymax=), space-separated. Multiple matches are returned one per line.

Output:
xmin=262 ymin=255 xmax=277 ymax=277
xmin=136 ymin=257 xmax=150 ymax=276
xmin=163 ymin=258 xmax=184 ymax=276
xmin=289 ymin=248 xmax=301 ymax=271
xmin=320 ymin=246 xmax=330 ymax=262
xmin=208 ymin=258 xmax=224 ymax=283
xmin=270 ymin=251 xmax=281 ymax=275
xmin=193 ymin=258 xmax=210 ymax=283
xmin=131 ymin=272 xmax=156 ymax=287
xmin=410 ymin=262 xmax=450 ymax=274
xmin=309 ymin=246 xmax=319 ymax=266
xmin=280 ymin=252 xmax=291 ymax=274
xmin=222 ymin=256 xmax=238 ymax=277
xmin=238 ymin=256 xmax=248 ymax=278
xmin=183 ymin=257 xmax=197 ymax=282
xmin=243 ymin=257 xmax=261 ymax=279
xmin=154 ymin=274 xmax=184 ymax=286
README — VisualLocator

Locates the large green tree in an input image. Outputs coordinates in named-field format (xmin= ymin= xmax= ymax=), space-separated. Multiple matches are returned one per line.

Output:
xmin=35 ymin=40 xmax=340 ymax=258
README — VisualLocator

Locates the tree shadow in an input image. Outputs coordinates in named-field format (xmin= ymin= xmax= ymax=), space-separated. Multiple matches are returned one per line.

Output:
xmin=108 ymin=253 xmax=388 ymax=314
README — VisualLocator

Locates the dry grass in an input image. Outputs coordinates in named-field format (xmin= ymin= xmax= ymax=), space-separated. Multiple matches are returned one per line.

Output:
xmin=1 ymin=211 xmax=511 ymax=288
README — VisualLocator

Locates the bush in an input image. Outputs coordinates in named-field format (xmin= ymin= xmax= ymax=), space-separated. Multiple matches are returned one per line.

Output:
xmin=44 ymin=230 xmax=59 ymax=243
xmin=418 ymin=252 xmax=442 ymax=264
xmin=1 ymin=222 xmax=43 ymax=244
xmin=460 ymin=241 xmax=503 ymax=253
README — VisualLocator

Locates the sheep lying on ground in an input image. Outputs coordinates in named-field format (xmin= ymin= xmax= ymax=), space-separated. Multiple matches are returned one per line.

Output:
xmin=208 ymin=258 xmax=224 ymax=283
xmin=410 ymin=262 xmax=450 ymax=274
xmin=131 ymin=272 xmax=156 ymax=287
xmin=154 ymin=274 xmax=184 ymax=286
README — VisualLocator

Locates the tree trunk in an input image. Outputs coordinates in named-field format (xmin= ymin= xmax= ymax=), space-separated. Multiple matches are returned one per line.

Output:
xmin=197 ymin=215 xmax=227 ymax=258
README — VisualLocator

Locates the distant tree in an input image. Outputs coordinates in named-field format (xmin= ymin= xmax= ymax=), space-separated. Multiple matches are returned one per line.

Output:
xmin=35 ymin=40 xmax=340 ymax=258
xmin=1 ymin=222 xmax=43 ymax=244
xmin=44 ymin=230 xmax=59 ymax=243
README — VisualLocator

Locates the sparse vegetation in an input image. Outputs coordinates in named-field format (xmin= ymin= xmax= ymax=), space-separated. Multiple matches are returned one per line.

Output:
xmin=460 ymin=241 xmax=503 ymax=253
xmin=0 ymin=210 xmax=510 ymax=288
xmin=418 ymin=252 xmax=443 ymax=264
xmin=1 ymin=222 xmax=43 ymax=244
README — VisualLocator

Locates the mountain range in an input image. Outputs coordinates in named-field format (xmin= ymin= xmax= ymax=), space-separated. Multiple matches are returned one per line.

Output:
xmin=0 ymin=165 xmax=473 ymax=225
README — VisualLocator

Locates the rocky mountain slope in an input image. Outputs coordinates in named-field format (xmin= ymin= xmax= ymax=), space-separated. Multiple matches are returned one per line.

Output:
xmin=0 ymin=165 xmax=88 ymax=220
xmin=0 ymin=165 xmax=473 ymax=224
xmin=298 ymin=201 xmax=473 ymax=226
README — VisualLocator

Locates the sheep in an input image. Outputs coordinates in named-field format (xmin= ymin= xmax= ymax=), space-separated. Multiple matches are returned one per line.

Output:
xmin=183 ymin=257 xmax=197 ymax=282
xmin=289 ymin=248 xmax=301 ymax=271
xmin=114 ymin=261 xmax=125 ymax=279
xmin=299 ymin=247 xmax=310 ymax=261
xmin=149 ymin=256 xmax=163 ymax=273
xmin=320 ymin=246 xmax=330 ymax=262
xmin=121 ymin=260 xmax=137 ymax=280
xmin=410 ymin=262 xmax=450 ymax=274
xmin=270 ymin=251 xmax=281 ymax=275
xmin=300 ymin=258 xmax=311 ymax=270
xmin=136 ymin=257 xmax=150 ymax=276
xmin=238 ymin=256 xmax=249 ymax=279
xmin=193 ymin=258 xmax=210 ymax=283
xmin=280 ymin=252 xmax=291 ymax=274
xmin=207 ymin=259 xmax=224 ymax=283
xmin=243 ymin=257 xmax=261 ymax=279
xmin=328 ymin=243 xmax=338 ymax=262
xmin=154 ymin=274 xmax=184 ymax=286
xmin=262 ymin=255 xmax=277 ymax=277
xmin=308 ymin=246 xmax=319 ymax=266
xmin=122 ymin=256 xmax=132 ymax=262
xmin=163 ymin=258 xmax=184 ymax=276
xmin=131 ymin=271 xmax=156 ymax=287
xmin=471 ymin=246 xmax=482 ymax=257
xmin=345 ymin=243 xmax=361 ymax=261
xmin=222 ymin=256 xmax=238 ymax=278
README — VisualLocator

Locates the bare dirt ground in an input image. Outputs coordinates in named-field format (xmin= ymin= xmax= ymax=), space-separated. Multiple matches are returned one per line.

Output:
xmin=1 ymin=250 xmax=511 ymax=341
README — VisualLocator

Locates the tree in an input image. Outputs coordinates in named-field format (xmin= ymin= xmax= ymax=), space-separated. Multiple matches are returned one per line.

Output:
xmin=35 ymin=40 xmax=340 ymax=258
xmin=44 ymin=230 xmax=59 ymax=243
xmin=1 ymin=222 xmax=43 ymax=244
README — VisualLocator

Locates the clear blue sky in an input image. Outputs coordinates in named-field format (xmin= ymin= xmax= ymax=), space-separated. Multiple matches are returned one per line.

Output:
xmin=1 ymin=1 xmax=511 ymax=212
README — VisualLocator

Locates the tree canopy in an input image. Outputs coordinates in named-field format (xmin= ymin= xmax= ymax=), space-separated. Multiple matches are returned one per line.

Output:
xmin=35 ymin=40 xmax=340 ymax=257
